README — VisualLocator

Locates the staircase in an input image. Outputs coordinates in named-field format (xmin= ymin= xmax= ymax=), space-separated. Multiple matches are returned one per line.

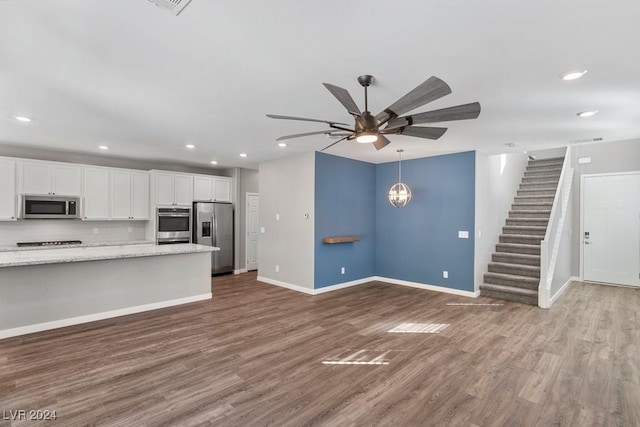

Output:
xmin=480 ymin=156 xmax=565 ymax=306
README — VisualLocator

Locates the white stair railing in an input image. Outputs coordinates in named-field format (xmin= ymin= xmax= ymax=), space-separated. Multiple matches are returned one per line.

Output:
xmin=539 ymin=146 xmax=574 ymax=308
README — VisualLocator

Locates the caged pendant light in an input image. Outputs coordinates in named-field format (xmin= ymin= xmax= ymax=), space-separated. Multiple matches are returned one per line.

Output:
xmin=388 ymin=149 xmax=412 ymax=208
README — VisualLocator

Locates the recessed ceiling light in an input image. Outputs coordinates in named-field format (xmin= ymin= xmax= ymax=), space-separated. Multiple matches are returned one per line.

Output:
xmin=13 ymin=116 xmax=32 ymax=122
xmin=577 ymin=110 xmax=598 ymax=117
xmin=560 ymin=70 xmax=588 ymax=81
xmin=504 ymin=142 xmax=516 ymax=147
xmin=98 ymin=145 xmax=109 ymax=150
xmin=185 ymin=144 xmax=195 ymax=149
xmin=278 ymin=142 xmax=287 ymax=148
xmin=239 ymin=153 xmax=247 ymax=158
xmin=210 ymin=160 xmax=218 ymax=165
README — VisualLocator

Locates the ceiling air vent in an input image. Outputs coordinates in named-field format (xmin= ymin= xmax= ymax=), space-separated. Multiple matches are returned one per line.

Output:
xmin=147 ymin=0 xmax=193 ymax=16
xmin=569 ymin=137 xmax=604 ymax=145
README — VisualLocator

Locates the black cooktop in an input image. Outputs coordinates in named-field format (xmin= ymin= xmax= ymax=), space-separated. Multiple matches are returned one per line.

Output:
xmin=17 ymin=240 xmax=83 ymax=247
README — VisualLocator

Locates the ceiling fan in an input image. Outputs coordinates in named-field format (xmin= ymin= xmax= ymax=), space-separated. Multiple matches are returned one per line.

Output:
xmin=267 ymin=75 xmax=481 ymax=151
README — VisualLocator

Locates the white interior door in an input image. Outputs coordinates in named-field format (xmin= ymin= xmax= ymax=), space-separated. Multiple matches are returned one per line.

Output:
xmin=246 ymin=193 xmax=259 ymax=271
xmin=583 ymin=173 xmax=640 ymax=287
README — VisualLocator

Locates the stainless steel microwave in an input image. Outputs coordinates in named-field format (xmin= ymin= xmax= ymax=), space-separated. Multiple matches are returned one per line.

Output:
xmin=21 ymin=195 xmax=81 ymax=219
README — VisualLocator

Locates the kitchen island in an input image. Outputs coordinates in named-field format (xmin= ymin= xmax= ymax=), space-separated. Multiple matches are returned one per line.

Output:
xmin=0 ymin=243 xmax=218 ymax=339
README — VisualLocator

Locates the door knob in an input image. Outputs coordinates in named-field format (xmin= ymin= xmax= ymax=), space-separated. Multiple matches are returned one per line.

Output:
xmin=584 ymin=241 xmax=590 ymax=245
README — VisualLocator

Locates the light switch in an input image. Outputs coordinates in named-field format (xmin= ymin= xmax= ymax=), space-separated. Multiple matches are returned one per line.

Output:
xmin=276 ymin=213 xmax=280 ymax=221
xmin=260 ymin=227 xmax=265 ymax=233
xmin=578 ymin=157 xmax=591 ymax=164
xmin=458 ymin=230 xmax=469 ymax=239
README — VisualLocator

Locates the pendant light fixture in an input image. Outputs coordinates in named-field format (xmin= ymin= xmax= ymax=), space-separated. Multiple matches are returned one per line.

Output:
xmin=388 ymin=149 xmax=412 ymax=208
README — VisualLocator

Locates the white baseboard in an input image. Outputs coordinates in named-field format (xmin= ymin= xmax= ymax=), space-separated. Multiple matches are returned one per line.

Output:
xmin=258 ymin=275 xmax=478 ymax=298
xmin=257 ymin=276 xmax=315 ymax=295
xmin=312 ymin=277 xmax=372 ymax=294
xmin=234 ymin=268 xmax=248 ymax=275
xmin=373 ymin=276 xmax=480 ymax=298
xmin=550 ymin=276 xmax=579 ymax=305
xmin=0 ymin=293 xmax=212 ymax=340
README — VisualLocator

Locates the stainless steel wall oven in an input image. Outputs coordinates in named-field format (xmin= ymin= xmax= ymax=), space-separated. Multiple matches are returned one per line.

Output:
xmin=156 ymin=207 xmax=191 ymax=244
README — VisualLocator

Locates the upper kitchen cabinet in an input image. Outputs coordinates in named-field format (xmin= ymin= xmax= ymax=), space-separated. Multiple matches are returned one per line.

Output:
xmin=152 ymin=171 xmax=193 ymax=206
xmin=110 ymin=170 xmax=149 ymax=220
xmin=193 ymin=175 xmax=232 ymax=202
xmin=0 ymin=158 xmax=17 ymax=221
xmin=18 ymin=160 xmax=82 ymax=196
xmin=83 ymin=167 xmax=110 ymax=220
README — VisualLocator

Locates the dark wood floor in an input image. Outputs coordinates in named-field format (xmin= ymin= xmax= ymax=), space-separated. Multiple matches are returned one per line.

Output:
xmin=1 ymin=273 xmax=639 ymax=426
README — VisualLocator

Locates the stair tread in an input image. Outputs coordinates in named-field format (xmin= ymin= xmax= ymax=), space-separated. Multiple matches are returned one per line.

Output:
xmin=493 ymin=252 xmax=541 ymax=259
xmin=504 ymin=225 xmax=547 ymax=230
xmin=497 ymin=242 xmax=542 ymax=248
xmin=489 ymin=262 xmax=540 ymax=271
xmin=481 ymin=283 xmax=538 ymax=296
xmin=509 ymin=209 xmax=551 ymax=213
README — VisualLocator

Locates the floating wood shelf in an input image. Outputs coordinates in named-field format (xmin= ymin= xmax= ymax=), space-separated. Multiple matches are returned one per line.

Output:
xmin=322 ymin=236 xmax=361 ymax=244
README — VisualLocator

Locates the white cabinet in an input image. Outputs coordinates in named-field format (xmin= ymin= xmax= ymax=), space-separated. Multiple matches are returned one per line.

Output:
xmin=154 ymin=172 xmax=193 ymax=206
xmin=83 ymin=167 xmax=110 ymax=220
xmin=19 ymin=161 xmax=82 ymax=196
xmin=0 ymin=159 xmax=16 ymax=221
xmin=193 ymin=175 xmax=231 ymax=202
xmin=213 ymin=177 xmax=231 ymax=202
xmin=193 ymin=176 xmax=213 ymax=201
xmin=110 ymin=170 xmax=149 ymax=220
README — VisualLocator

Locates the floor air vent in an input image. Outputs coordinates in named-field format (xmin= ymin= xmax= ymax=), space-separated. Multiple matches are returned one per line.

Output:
xmin=147 ymin=0 xmax=193 ymax=16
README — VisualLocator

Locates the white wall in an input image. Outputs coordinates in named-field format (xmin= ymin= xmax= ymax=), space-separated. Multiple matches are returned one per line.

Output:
xmin=0 ymin=220 xmax=146 ymax=247
xmin=474 ymin=151 xmax=529 ymax=290
xmin=570 ymin=138 xmax=640 ymax=276
xmin=258 ymin=152 xmax=315 ymax=290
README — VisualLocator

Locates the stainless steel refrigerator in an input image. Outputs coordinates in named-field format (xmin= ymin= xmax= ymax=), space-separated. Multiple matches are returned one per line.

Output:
xmin=193 ymin=202 xmax=234 ymax=275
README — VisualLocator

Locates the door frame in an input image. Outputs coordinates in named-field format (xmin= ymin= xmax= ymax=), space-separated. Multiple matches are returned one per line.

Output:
xmin=245 ymin=192 xmax=259 ymax=272
xmin=580 ymin=171 xmax=640 ymax=283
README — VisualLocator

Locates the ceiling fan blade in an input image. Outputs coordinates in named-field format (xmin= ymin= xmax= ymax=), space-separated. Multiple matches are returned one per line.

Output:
xmin=375 ymin=76 xmax=452 ymax=123
xmin=391 ymin=126 xmax=448 ymax=140
xmin=266 ymin=114 xmax=348 ymax=126
xmin=276 ymin=129 xmax=351 ymax=141
xmin=386 ymin=102 xmax=481 ymax=129
xmin=372 ymin=135 xmax=391 ymax=151
xmin=322 ymin=83 xmax=361 ymax=115
xmin=321 ymin=135 xmax=350 ymax=151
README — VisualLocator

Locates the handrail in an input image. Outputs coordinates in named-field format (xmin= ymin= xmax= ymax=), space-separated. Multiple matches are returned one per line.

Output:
xmin=538 ymin=146 xmax=573 ymax=308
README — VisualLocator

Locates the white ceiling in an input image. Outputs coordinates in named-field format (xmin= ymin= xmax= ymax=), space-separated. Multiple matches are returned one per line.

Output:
xmin=1 ymin=0 xmax=639 ymax=170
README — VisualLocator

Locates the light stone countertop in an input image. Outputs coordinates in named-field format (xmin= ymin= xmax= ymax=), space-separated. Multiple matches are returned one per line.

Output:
xmin=0 ymin=240 xmax=155 ymax=252
xmin=0 ymin=243 xmax=219 ymax=268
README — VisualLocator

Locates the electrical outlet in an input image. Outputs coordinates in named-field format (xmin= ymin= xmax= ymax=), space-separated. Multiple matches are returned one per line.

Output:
xmin=443 ymin=271 xmax=448 ymax=279
xmin=93 ymin=228 xmax=99 ymax=234
xmin=275 ymin=265 xmax=279 ymax=272
xmin=341 ymin=267 xmax=345 ymax=275
xmin=128 ymin=226 xmax=133 ymax=233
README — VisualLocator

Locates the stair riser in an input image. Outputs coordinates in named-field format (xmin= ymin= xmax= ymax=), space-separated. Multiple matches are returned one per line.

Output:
xmin=488 ymin=264 xmax=540 ymax=278
xmin=499 ymin=235 xmax=543 ymax=245
xmin=509 ymin=211 xmax=550 ymax=219
xmin=514 ymin=197 xmax=555 ymax=204
xmin=527 ymin=164 xmax=563 ymax=171
xmin=496 ymin=244 xmax=540 ymax=255
xmin=519 ymin=183 xmax=558 ymax=190
xmin=480 ymin=289 xmax=538 ymax=306
xmin=506 ymin=218 xmax=549 ymax=227
xmin=524 ymin=169 xmax=562 ymax=176
xmin=483 ymin=274 xmax=539 ymax=289
xmin=503 ymin=227 xmax=546 ymax=236
xmin=512 ymin=204 xmax=553 ymax=211
xmin=521 ymin=174 xmax=561 ymax=182
xmin=492 ymin=253 xmax=541 ymax=266
xmin=517 ymin=190 xmax=556 ymax=197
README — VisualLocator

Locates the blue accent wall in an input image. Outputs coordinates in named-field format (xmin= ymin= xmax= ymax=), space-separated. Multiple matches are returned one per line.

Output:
xmin=375 ymin=151 xmax=476 ymax=291
xmin=314 ymin=152 xmax=376 ymax=288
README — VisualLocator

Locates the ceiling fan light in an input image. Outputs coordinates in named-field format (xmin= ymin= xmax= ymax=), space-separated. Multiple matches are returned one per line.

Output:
xmin=356 ymin=132 xmax=378 ymax=143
